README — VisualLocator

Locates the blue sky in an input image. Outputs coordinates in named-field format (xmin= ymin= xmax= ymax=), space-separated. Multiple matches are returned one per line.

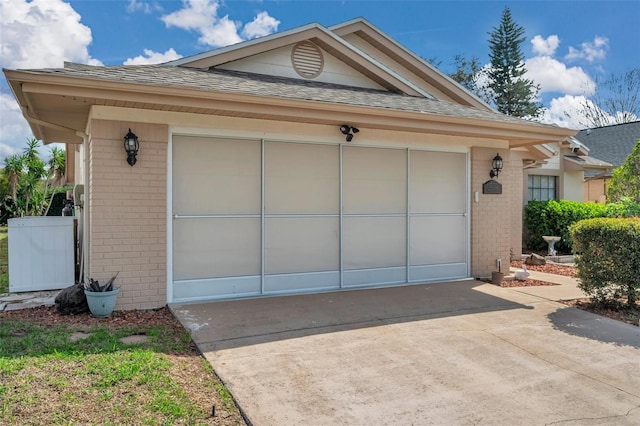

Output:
xmin=1 ymin=0 xmax=639 ymax=160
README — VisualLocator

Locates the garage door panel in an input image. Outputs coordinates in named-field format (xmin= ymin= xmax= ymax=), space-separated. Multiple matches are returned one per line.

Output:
xmin=410 ymin=216 xmax=466 ymax=265
xmin=265 ymin=142 xmax=339 ymax=214
xmin=411 ymin=151 xmax=466 ymax=214
xmin=343 ymin=147 xmax=407 ymax=214
xmin=173 ymin=136 xmax=261 ymax=215
xmin=265 ymin=217 xmax=339 ymax=275
xmin=343 ymin=216 xmax=406 ymax=270
xmin=173 ymin=276 xmax=261 ymax=300
xmin=173 ymin=218 xmax=261 ymax=280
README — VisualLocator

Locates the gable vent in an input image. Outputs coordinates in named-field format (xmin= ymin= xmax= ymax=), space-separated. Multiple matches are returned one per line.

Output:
xmin=291 ymin=41 xmax=324 ymax=79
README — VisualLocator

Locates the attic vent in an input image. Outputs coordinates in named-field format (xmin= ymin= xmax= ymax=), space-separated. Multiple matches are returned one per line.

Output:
xmin=291 ymin=41 xmax=324 ymax=79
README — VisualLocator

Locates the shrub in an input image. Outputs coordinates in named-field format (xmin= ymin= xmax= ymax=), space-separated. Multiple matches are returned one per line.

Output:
xmin=570 ymin=217 xmax=640 ymax=308
xmin=524 ymin=200 xmax=607 ymax=253
xmin=605 ymin=197 xmax=640 ymax=218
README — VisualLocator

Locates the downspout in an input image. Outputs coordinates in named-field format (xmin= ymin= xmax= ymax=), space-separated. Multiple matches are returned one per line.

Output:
xmin=76 ymin=131 xmax=90 ymax=283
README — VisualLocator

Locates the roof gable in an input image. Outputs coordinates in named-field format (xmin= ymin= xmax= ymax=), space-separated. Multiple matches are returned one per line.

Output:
xmin=167 ymin=22 xmax=432 ymax=98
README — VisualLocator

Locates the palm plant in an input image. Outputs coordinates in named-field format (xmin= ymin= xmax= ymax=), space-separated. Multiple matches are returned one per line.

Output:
xmin=3 ymin=154 xmax=24 ymax=201
xmin=43 ymin=146 xmax=66 ymax=216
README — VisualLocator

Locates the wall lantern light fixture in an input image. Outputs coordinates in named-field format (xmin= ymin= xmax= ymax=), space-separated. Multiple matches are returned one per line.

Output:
xmin=339 ymin=124 xmax=359 ymax=142
xmin=489 ymin=153 xmax=503 ymax=178
xmin=123 ymin=128 xmax=139 ymax=166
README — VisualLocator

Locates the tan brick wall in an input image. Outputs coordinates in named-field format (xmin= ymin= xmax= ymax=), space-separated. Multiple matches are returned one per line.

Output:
xmin=585 ymin=178 xmax=608 ymax=203
xmin=470 ymin=147 xmax=515 ymax=278
xmin=89 ymin=120 xmax=168 ymax=310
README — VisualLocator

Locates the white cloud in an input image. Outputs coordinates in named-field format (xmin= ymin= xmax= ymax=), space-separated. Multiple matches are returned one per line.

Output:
xmin=126 ymin=0 xmax=162 ymax=14
xmin=0 ymin=0 xmax=103 ymax=162
xmin=565 ymin=36 xmax=609 ymax=63
xmin=242 ymin=11 xmax=280 ymax=39
xmin=531 ymin=35 xmax=559 ymax=56
xmin=0 ymin=0 xmax=101 ymax=69
xmin=123 ymin=48 xmax=183 ymax=65
xmin=526 ymin=56 xmax=595 ymax=95
xmin=0 ymin=92 xmax=31 ymax=162
xmin=161 ymin=0 xmax=279 ymax=48
xmin=540 ymin=95 xmax=616 ymax=129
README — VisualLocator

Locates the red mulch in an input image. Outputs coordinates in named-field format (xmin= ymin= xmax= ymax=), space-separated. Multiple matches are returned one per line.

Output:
xmin=510 ymin=260 xmax=577 ymax=278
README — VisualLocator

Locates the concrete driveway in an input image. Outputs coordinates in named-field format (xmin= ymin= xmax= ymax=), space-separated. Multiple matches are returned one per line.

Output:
xmin=171 ymin=281 xmax=640 ymax=425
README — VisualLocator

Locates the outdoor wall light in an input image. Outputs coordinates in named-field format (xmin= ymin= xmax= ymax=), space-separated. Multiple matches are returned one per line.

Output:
xmin=339 ymin=124 xmax=359 ymax=142
xmin=490 ymin=153 xmax=503 ymax=178
xmin=123 ymin=128 xmax=139 ymax=166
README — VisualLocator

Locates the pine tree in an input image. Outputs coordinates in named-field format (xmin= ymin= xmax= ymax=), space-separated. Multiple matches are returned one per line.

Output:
xmin=487 ymin=7 xmax=542 ymax=118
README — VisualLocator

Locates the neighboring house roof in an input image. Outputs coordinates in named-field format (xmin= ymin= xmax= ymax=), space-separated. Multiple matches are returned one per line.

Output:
xmin=563 ymin=154 xmax=612 ymax=169
xmin=3 ymin=18 xmax=576 ymax=148
xmin=575 ymin=121 xmax=640 ymax=177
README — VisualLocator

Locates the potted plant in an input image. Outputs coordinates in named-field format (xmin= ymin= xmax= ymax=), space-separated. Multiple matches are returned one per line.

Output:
xmin=84 ymin=272 xmax=119 ymax=318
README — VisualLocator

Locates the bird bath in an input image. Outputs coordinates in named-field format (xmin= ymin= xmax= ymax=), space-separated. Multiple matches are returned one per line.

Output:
xmin=542 ymin=236 xmax=561 ymax=256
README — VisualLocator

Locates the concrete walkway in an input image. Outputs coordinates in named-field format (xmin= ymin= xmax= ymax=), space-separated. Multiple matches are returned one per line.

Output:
xmin=171 ymin=278 xmax=640 ymax=426
xmin=508 ymin=267 xmax=586 ymax=301
xmin=0 ymin=290 xmax=58 ymax=311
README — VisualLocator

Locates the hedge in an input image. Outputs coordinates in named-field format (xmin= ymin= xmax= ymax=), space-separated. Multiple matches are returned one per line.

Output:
xmin=570 ymin=217 xmax=640 ymax=307
xmin=524 ymin=200 xmax=607 ymax=253
xmin=524 ymin=199 xmax=640 ymax=254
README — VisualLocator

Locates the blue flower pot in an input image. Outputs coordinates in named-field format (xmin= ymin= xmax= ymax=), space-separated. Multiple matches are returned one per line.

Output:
xmin=84 ymin=287 xmax=119 ymax=318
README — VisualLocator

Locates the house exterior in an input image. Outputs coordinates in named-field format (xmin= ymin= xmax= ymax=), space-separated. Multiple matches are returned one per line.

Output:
xmin=522 ymin=138 xmax=611 ymax=205
xmin=578 ymin=121 xmax=640 ymax=203
xmin=3 ymin=18 xmax=575 ymax=310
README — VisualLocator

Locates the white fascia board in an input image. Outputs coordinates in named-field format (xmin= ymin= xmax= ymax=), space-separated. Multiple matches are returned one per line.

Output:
xmin=164 ymin=22 xmax=323 ymax=66
xmin=330 ymin=18 xmax=493 ymax=109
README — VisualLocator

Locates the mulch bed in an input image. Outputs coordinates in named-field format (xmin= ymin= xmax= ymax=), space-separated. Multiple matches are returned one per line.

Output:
xmin=0 ymin=305 xmax=184 ymax=332
xmin=510 ymin=260 xmax=578 ymax=278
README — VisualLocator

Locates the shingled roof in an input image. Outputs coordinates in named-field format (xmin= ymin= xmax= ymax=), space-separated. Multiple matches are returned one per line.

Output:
xmin=575 ymin=121 xmax=640 ymax=177
xmin=23 ymin=62 xmax=553 ymax=129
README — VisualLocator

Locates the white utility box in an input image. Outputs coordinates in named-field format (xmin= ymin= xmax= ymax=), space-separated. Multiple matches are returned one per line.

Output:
xmin=8 ymin=216 xmax=76 ymax=292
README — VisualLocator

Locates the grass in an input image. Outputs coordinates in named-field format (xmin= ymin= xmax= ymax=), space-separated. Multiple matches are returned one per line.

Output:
xmin=0 ymin=317 xmax=246 ymax=425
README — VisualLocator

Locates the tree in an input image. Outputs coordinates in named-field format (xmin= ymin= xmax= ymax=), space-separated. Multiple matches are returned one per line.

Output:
xmin=580 ymin=68 xmax=640 ymax=128
xmin=449 ymin=54 xmax=492 ymax=104
xmin=3 ymin=154 xmax=23 ymax=200
xmin=0 ymin=138 xmax=65 ymax=217
xmin=43 ymin=146 xmax=66 ymax=215
xmin=607 ymin=139 xmax=640 ymax=203
xmin=487 ymin=7 xmax=542 ymax=118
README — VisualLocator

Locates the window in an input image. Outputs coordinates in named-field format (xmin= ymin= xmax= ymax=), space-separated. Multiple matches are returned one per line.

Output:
xmin=527 ymin=175 xmax=557 ymax=202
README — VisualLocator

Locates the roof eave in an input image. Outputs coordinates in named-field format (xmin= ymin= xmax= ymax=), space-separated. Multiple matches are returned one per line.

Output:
xmin=5 ymin=68 xmax=575 ymax=146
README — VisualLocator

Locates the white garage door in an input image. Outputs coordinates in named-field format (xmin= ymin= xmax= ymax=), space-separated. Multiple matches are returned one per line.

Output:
xmin=171 ymin=136 xmax=467 ymax=302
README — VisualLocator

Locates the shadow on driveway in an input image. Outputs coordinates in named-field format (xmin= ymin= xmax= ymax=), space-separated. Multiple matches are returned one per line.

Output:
xmin=548 ymin=307 xmax=640 ymax=348
xmin=171 ymin=280 xmax=533 ymax=350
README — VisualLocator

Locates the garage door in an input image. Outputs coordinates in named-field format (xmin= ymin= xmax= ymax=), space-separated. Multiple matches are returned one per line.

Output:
xmin=171 ymin=136 xmax=468 ymax=302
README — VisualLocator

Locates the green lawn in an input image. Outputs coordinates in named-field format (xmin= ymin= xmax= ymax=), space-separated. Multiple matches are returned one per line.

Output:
xmin=0 ymin=314 xmax=245 ymax=425
xmin=0 ymin=223 xmax=244 ymax=424
xmin=0 ymin=226 xmax=7 ymax=294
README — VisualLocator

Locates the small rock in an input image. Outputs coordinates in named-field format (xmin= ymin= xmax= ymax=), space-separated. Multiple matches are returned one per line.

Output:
xmin=69 ymin=332 xmax=91 ymax=342
xmin=525 ymin=253 xmax=546 ymax=266
xmin=119 ymin=335 xmax=149 ymax=344
xmin=55 ymin=283 xmax=90 ymax=315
